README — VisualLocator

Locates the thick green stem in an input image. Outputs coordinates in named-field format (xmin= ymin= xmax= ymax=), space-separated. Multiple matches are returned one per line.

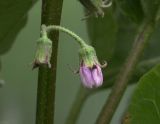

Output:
xmin=96 ymin=21 xmax=154 ymax=124
xmin=35 ymin=0 xmax=63 ymax=124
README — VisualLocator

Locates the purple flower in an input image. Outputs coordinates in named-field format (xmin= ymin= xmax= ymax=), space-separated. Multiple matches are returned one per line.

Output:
xmin=78 ymin=45 xmax=107 ymax=88
xmin=79 ymin=63 xmax=103 ymax=88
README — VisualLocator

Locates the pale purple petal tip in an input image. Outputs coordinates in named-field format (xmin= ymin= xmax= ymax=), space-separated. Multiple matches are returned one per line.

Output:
xmin=92 ymin=65 xmax=103 ymax=87
xmin=79 ymin=64 xmax=103 ymax=88
xmin=80 ymin=66 xmax=94 ymax=88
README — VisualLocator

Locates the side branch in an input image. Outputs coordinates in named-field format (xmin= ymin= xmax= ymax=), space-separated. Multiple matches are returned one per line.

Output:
xmin=96 ymin=21 xmax=154 ymax=124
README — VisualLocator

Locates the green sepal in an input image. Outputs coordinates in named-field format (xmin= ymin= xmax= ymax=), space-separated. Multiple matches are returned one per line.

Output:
xmin=79 ymin=45 xmax=99 ymax=67
xmin=33 ymin=35 xmax=52 ymax=69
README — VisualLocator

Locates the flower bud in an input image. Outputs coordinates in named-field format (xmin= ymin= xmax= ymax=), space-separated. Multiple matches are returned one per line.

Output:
xmin=80 ymin=63 xmax=103 ymax=88
xmin=32 ymin=36 xmax=52 ymax=69
xmin=78 ymin=45 xmax=106 ymax=88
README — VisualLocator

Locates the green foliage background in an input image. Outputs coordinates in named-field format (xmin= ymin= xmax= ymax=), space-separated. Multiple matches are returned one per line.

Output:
xmin=0 ymin=0 xmax=160 ymax=124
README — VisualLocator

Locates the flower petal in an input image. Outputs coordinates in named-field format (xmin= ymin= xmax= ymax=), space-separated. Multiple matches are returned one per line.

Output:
xmin=79 ymin=66 xmax=94 ymax=88
xmin=92 ymin=65 xmax=103 ymax=87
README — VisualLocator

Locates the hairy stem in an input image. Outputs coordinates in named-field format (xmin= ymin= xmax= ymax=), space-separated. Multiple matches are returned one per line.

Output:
xmin=35 ymin=0 xmax=63 ymax=124
xmin=45 ymin=25 xmax=87 ymax=47
xmin=96 ymin=21 xmax=154 ymax=124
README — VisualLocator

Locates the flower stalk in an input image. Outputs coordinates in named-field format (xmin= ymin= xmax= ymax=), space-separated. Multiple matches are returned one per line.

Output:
xmin=44 ymin=25 xmax=87 ymax=48
xmin=37 ymin=24 xmax=106 ymax=88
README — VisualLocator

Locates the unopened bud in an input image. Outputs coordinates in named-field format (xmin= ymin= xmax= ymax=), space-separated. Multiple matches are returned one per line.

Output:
xmin=33 ymin=35 xmax=52 ymax=69
xmin=78 ymin=45 xmax=107 ymax=88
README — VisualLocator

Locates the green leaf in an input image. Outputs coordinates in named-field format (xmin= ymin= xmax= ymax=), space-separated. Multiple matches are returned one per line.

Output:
xmin=123 ymin=64 xmax=160 ymax=124
xmin=116 ymin=0 xmax=144 ymax=24
xmin=111 ymin=15 xmax=137 ymax=67
xmin=143 ymin=22 xmax=160 ymax=59
xmin=87 ymin=8 xmax=118 ymax=61
xmin=87 ymin=10 xmax=137 ymax=88
xmin=0 ymin=0 xmax=37 ymax=54
xmin=86 ymin=7 xmax=160 ymax=90
xmin=141 ymin=0 xmax=160 ymax=21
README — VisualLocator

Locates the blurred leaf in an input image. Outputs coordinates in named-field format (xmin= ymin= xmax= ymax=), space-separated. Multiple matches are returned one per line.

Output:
xmin=116 ymin=0 xmax=144 ymax=24
xmin=143 ymin=22 xmax=160 ymax=59
xmin=0 ymin=58 xmax=2 ymax=72
xmin=101 ymin=16 xmax=160 ymax=88
xmin=86 ymin=5 xmax=160 ymax=90
xmin=110 ymin=15 xmax=137 ymax=67
xmin=87 ymin=8 xmax=118 ymax=61
xmin=87 ymin=10 xmax=137 ymax=87
xmin=0 ymin=0 xmax=37 ymax=54
xmin=156 ymin=7 xmax=160 ymax=22
xmin=141 ymin=0 xmax=160 ymax=21
xmin=123 ymin=64 xmax=160 ymax=124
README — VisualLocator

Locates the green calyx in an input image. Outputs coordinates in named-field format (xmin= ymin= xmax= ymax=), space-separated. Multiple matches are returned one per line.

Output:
xmin=33 ymin=35 xmax=52 ymax=68
xmin=79 ymin=45 xmax=99 ymax=67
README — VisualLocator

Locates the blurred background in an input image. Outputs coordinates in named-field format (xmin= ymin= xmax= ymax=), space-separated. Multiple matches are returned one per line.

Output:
xmin=0 ymin=0 xmax=160 ymax=124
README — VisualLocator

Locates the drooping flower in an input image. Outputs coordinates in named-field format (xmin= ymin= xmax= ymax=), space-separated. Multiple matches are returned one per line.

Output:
xmin=32 ymin=35 xmax=52 ymax=69
xmin=80 ymin=63 xmax=103 ymax=88
xmin=78 ymin=45 xmax=107 ymax=88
